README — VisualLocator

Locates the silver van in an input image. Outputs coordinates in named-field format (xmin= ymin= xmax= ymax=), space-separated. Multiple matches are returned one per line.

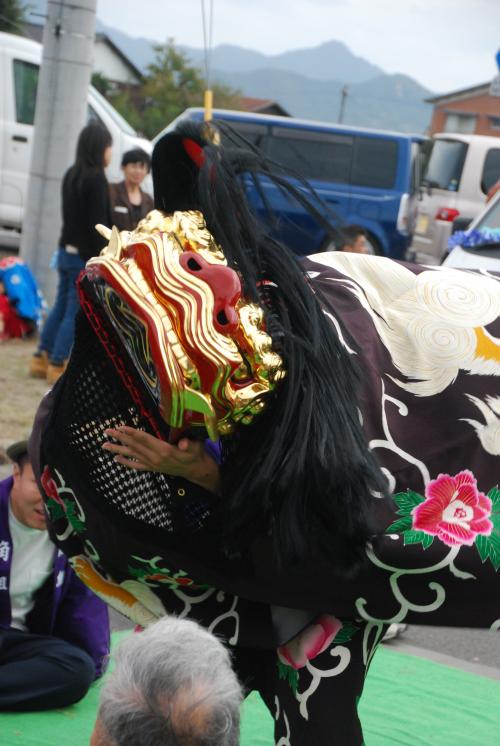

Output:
xmin=410 ymin=133 xmax=500 ymax=264
xmin=0 ymin=31 xmax=151 ymax=248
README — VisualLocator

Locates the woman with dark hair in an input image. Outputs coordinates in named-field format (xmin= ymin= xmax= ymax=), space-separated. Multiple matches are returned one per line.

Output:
xmin=109 ymin=148 xmax=153 ymax=232
xmin=29 ymin=122 xmax=112 ymax=384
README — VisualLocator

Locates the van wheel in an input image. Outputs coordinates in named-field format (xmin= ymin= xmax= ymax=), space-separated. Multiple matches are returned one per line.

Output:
xmin=365 ymin=235 xmax=383 ymax=256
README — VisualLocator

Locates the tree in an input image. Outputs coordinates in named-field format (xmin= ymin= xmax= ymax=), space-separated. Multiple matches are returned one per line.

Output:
xmin=110 ymin=39 xmax=241 ymax=139
xmin=91 ymin=71 xmax=112 ymax=97
xmin=0 ymin=0 xmax=28 ymax=34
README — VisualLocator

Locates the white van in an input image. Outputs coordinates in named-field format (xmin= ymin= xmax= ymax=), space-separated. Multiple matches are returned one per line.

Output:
xmin=410 ymin=133 xmax=500 ymax=263
xmin=0 ymin=31 xmax=151 ymax=247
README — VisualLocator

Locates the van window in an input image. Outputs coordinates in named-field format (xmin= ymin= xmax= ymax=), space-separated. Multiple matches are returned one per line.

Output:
xmin=13 ymin=59 xmax=39 ymax=125
xmin=423 ymin=139 xmax=468 ymax=191
xmin=481 ymin=148 xmax=500 ymax=194
xmin=268 ymin=128 xmax=353 ymax=183
xmin=477 ymin=196 xmax=500 ymax=230
xmin=352 ymin=136 xmax=398 ymax=189
xmin=87 ymin=105 xmax=104 ymax=127
xmin=219 ymin=122 xmax=267 ymax=149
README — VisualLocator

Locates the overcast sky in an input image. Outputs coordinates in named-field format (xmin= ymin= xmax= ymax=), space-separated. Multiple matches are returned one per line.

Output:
xmin=96 ymin=0 xmax=499 ymax=93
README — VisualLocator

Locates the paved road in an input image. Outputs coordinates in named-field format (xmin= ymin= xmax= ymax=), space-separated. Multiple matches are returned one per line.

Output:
xmin=388 ymin=625 xmax=500 ymax=675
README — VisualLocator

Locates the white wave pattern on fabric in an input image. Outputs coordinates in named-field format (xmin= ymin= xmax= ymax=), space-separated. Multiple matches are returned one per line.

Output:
xmin=462 ymin=395 xmax=500 ymax=456
xmin=310 ymin=253 xmax=500 ymax=398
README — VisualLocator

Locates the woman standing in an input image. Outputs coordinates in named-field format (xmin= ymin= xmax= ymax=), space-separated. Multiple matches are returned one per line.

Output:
xmin=29 ymin=123 xmax=112 ymax=384
xmin=109 ymin=149 xmax=153 ymax=232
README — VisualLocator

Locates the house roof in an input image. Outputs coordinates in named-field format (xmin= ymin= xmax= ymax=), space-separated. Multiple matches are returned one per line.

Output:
xmin=23 ymin=1 xmax=142 ymax=82
xmin=425 ymin=82 xmax=490 ymax=105
xmin=95 ymin=32 xmax=143 ymax=81
xmin=239 ymin=96 xmax=290 ymax=116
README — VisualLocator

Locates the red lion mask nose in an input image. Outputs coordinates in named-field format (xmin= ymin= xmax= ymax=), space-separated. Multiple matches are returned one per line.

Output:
xmin=179 ymin=251 xmax=241 ymax=335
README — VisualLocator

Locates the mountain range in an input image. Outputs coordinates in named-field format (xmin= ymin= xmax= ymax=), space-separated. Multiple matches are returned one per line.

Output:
xmin=25 ymin=1 xmax=434 ymax=133
xmin=101 ymin=27 xmax=433 ymax=133
xmin=176 ymin=40 xmax=385 ymax=85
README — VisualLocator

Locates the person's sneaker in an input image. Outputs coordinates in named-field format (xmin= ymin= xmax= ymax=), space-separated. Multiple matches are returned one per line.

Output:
xmin=383 ymin=623 xmax=407 ymax=642
xmin=29 ymin=351 xmax=48 ymax=378
xmin=46 ymin=362 xmax=66 ymax=385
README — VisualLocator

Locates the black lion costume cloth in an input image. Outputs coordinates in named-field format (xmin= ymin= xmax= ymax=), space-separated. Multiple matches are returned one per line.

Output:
xmin=31 ymin=122 xmax=500 ymax=745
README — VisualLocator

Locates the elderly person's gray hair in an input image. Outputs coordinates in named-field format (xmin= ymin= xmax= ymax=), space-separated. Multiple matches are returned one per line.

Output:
xmin=97 ymin=616 xmax=243 ymax=746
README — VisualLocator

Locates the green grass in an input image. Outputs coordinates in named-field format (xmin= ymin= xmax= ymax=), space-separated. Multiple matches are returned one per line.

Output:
xmin=1 ymin=638 xmax=499 ymax=745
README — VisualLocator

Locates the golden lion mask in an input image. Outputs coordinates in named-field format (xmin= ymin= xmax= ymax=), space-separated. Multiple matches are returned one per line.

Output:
xmin=81 ymin=210 xmax=285 ymax=440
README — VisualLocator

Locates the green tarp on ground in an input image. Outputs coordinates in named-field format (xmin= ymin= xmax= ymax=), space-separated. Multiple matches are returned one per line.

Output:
xmin=1 ymin=639 xmax=499 ymax=745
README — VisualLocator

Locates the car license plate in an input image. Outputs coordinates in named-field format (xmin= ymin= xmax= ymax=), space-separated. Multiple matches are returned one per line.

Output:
xmin=416 ymin=214 xmax=429 ymax=234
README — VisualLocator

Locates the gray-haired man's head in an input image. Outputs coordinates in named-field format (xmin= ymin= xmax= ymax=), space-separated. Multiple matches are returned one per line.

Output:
xmin=91 ymin=616 xmax=242 ymax=746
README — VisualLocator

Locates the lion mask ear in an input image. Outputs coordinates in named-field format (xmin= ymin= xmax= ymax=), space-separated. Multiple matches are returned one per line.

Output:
xmin=152 ymin=123 xmax=212 ymax=214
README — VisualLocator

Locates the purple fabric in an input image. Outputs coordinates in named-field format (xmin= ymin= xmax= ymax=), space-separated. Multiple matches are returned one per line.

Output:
xmin=0 ymin=477 xmax=110 ymax=677
xmin=204 ymin=438 xmax=222 ymax=464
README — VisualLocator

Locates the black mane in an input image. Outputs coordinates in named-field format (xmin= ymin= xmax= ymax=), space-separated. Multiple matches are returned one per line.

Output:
xmin=152 ymin=120 xmax=389 ymax=572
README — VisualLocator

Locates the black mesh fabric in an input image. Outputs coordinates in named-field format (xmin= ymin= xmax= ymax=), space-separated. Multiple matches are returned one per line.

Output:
xmin=56 ymin=311 xmax=175 ymax=529
xmin=43 ymin=305 xmax=211 ymax=534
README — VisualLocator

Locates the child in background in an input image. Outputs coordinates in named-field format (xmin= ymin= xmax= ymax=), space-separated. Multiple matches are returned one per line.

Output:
xmin=340 ymin=224 xmax=370 ymax=254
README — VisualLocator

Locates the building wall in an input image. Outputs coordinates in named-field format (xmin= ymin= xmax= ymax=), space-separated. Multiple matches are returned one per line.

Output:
xmin=24 ymin=24 xmax=141 ymax=87
xmin=93 ymin=38 xmax=140 ymax=86
xmin=430 ymin=91 xmax=500 ymax=136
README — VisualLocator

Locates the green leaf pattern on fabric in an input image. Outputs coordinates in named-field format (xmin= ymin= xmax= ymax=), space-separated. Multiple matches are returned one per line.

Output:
xmin=65 ymin=501 xmax=86 ymax=533
xmin=127 ymin=555 xmax=210 ymax=590
xmin=474 ymin=487 xmax=500 ymax=570
xmin=403 ymin=530 xmax=434 ymax=549
xmin=393 ymin=490 xmax=424 ymax=515
xmin=46 ymin=496 xmax=66 ymax=522
xmin=475 ymin=534 xmax=500 ymax=570
xmin=46 ymin=495 xmax=85 ymax=534
xmin=387 ymin=490 xmax=434 ymax=548
xmin=277 ymin=658 xmax=299 ymax=694
xmin=333 ymin=621 xmax=360 ymax=644
xmin=386 ymin=515 xmax=413 ymax=534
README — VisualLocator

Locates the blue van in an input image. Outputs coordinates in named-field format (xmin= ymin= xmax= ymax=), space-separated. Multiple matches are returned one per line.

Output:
xmin=159 ymin=108 xmax=425 ymax=259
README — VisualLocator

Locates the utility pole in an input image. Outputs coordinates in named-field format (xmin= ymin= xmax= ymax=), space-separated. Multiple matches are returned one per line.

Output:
xmin=338 ymin=84 xmax=348 ymax=124
xmin=20 ymin=0 xmax=97 ymax=302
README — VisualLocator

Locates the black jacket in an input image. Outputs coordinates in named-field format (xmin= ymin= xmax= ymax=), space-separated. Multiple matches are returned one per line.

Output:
xmin=109 ymin=181 xmax=154 ymax=232
xmin=59 ymin=168 xmax=111 ymax=261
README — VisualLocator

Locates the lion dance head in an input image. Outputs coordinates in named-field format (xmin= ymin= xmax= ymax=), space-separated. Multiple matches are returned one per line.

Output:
xmin=78 ymin=209 xmax=285 ymax=441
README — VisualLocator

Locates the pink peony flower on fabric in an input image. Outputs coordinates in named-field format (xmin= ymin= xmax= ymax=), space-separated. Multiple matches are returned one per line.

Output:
xmin=40 ymin=466 xmax=65 ymax=509
xmin=412 ymin=470 xmax=493 ymax=547
xmin=277 ymin=615 xmax=343 ymax=670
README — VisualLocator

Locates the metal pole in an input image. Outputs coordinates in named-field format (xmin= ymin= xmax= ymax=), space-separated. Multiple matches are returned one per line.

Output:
xmin=338 ymin=85 xmax=348 ymax=124
xmin=20 ymin=0 xmax=97 ymax=303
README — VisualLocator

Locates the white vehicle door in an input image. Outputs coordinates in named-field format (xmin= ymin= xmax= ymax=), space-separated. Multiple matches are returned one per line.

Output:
xmin=0 ymin=51 xmax=38 ymax=229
